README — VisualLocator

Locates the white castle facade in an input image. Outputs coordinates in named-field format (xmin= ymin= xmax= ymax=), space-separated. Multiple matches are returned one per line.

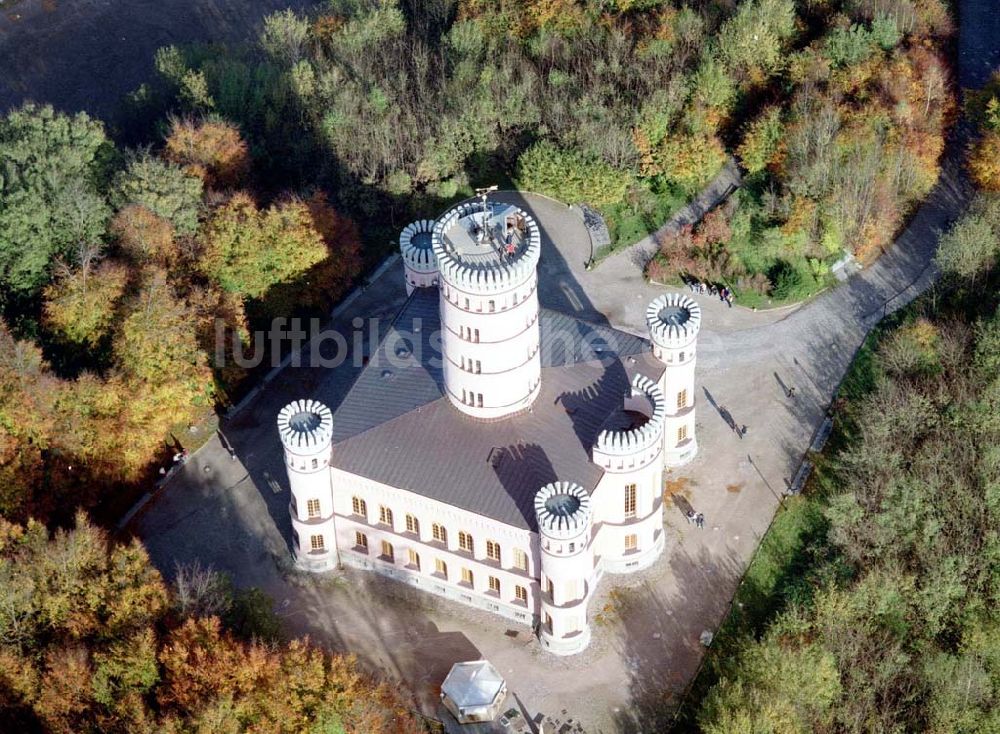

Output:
xmin=279 ymin=201 xmax=701 ymax=655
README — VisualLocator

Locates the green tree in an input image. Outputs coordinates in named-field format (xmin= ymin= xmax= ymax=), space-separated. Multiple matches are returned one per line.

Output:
xmin=935 ymin=194 xmax=1000 ymax=282
xmin=0 ymin=104 xmax=113 ymax=293
xmin=112 ymin=152 xmax=203 ymax=234
xmin=717 ymin=0 xmax=797 ymax=82
xmin=198 ymin=193 xmax=330 ymax=299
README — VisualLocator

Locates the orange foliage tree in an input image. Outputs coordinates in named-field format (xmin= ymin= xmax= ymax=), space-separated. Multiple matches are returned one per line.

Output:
xmin=0 ymin=513 xmax=424 ymax=734
xmin=163 ymin=117 xmax=251 ymax=189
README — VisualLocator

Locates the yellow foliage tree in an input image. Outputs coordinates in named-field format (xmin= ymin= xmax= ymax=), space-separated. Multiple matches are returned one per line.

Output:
xmin=969 ymin=131 xmax=1000 ymax=191
xmin=42 ymin=261 xmax=129 ymax=347
xmin=198 ymin=192 xmax=329 ymax=301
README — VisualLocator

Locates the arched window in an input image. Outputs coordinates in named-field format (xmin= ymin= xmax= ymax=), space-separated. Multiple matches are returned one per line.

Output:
xmin=458 ymin=531 xmax=474 ymax=554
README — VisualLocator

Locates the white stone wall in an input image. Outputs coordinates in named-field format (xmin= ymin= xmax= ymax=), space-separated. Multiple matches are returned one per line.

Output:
xmin=329 ymin=468 xmax=539 ymax=625
xmin=439 ymin=274 xmax=541 ymax=419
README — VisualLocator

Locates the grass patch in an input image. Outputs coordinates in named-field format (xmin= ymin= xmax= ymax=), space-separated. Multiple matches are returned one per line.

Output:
xmin=601 ymin=178 xmax=689 ymax=256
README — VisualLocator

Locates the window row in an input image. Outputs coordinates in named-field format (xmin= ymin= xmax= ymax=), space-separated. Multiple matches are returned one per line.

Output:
xmin=459 ymin=356 xmax=482 ymax=373
xmin=461 ymin=389 xmax=484 ymax=408
xmin=349 ymin=499 xmax=530 ymax=571
xmin=354 ymin=532 xmax=528 ymax=603
xmin=287 ymin=455 xmax=324 ymax=470
xmin=443 ymin=286 xmax=531 ymax=314
xmin=458 ymin=326 xmax=481 ymax=342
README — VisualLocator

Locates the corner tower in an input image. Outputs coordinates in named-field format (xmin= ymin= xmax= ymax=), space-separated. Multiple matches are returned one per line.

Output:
xmin=646 ymin=294 xmax=701 ymax=467
xmin=399 ymin=219 xmax=438 ymax=294
xmin=433 ymin=201 xmax=542 ymax=420
xmin=592 ymin=374 xmax=667 ymax=571
xmin=535 ymin=481 xmax=594 ymax=655
xmin=277 ymin=399 xmax=338 ymax=571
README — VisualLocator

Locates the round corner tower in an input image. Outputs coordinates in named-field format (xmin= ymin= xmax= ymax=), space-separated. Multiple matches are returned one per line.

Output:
xmin=534 ymin=481 xmax=594 ymax=656
xmin=399 ymin=219 xmax=438 ymax=294
xmin=433 ymin=201 xmax=542 ymax=420
xmin=277 ymin=399 xmax=338 ymax=571
xmin=592 ymin=374 xmax=667 ymax=572
xmin=646 ymin=294 xmax=701 ymax=467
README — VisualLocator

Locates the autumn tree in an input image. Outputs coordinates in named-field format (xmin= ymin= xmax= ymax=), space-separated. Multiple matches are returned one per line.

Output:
xmin=42 ymin=260 xmax=130 ymax=347
xmin=163 ymin=117 xmax=251 ymax=189
xmin=0 ymin=514 xmax=423 ymax=733
xmin=110 ymin=203 xmax=178 ymax=265
xmin=197 ymin=193 xmax=328 ymax=300
xmin=0 ymin=104 xmax=113 ymax=293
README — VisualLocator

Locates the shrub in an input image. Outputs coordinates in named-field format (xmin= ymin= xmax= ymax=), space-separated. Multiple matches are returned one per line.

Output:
xmin=515 ymin=141 xmax=634 ymax=210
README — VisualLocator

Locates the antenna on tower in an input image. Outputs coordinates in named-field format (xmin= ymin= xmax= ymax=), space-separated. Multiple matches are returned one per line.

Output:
xmin=474 ymin=185 xmax=498 ymax=244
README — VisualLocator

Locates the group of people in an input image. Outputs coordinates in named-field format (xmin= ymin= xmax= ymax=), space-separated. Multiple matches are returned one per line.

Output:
xmin=686 ymin=278 xmax=735 ymax=308
xmin=686 ymin=509 xmax=706 ymax=528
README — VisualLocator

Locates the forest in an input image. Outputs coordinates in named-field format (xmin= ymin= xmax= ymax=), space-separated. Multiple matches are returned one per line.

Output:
xmin=677 ymin=72 xmax=1000 ymax=733
xmin=123 ymin=0 xmax=952 ymax=303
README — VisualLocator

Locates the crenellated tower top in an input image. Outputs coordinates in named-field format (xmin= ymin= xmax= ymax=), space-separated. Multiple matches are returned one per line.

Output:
xmin=593 ymin=374 xmax=666 ymax=460
xmin=277 ymin=399 xmax=333 ymax=455
xmin=432 ymin=201 xmax=541 ymax=295
xmin=400 ymin=219 xmax=438 ymax=283
xmin=646 ymin=293 xmax=702 ymax=351
xmin=535 ymin=481 xmax=592 ymax=540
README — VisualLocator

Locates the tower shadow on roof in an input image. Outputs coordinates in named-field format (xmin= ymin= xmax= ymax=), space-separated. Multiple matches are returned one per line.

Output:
xmin=492 ymin=443 xmax=558 ymax=530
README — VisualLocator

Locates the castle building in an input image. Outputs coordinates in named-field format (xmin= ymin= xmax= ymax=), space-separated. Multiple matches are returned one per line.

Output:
xmin=279 ymin=201 xmax=702 ymax=655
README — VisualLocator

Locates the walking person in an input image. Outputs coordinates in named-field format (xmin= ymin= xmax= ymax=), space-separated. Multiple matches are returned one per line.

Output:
xmin=696 ymin=513 xmax=705 ymax=529
xmin=787 ymin=386 xmax=797 ymax=399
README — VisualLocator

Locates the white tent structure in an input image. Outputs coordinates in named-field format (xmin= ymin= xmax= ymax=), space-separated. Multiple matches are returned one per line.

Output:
xmin=440 ymin=660 xmax=508 ymax=724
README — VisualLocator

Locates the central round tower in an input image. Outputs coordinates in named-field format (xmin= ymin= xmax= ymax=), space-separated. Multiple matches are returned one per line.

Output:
xmin=433 ymin=201 xmax=542 ymax=420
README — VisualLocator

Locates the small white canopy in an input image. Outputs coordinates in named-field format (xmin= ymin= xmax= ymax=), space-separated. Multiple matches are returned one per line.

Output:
xmin=441 ymin=660 xmax=507 ymax=723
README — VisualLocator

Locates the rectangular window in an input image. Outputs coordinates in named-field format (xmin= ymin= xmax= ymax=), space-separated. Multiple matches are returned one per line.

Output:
xmin=486 ymin=540 xmax=501 ymax=562
xmin=677 ymin=389 xmax=687 ymax=409
xmin=515 ymin=585 xmax=528 ymax=603
xmin=381 ymin=540 xmax=394 ymax=561
xmin=407 ymin=548 xmax=420 ymax=570
xmin=474 ymin=328 xmax=480 ymax=343
xmin=624 ymin=484 xmax=637 ymax=519
xmin=475 ymin=360 xmax=481 ymax=374
xmin=477 ymin=393 xmax=483 ymax=408
xmin=461 ymin=567 xmax=474 ymax=586
xmin=625 ymin=533 xmax=638 ymax=551
xmin=310 ymin=535 xmax=325 ymax=552
xmin=378 ymin=505 xmax=393 ymax=527
xmin=488 ymin=576 xmax=500 ymax=594
xmin=464 ymin=297 xmax=470 ymax=310
xmin=352 ymin=497 xmax=367 ymax=518
xmin=432 ymin=523 xmax=447 ymax=544
xmin=488 ymin=300 xmax=495 ymax=312
xmin=307 ymin=498 xmax=321 ymax=518
xmin=513 ymin=548 xmax=528 ymax=572
xmin=435 ymin=557 xmax=448 ymax=579
xmin=462 ymin=388 xmax=467 ymax=404
xmin=405 ymin=514 xmax=419 ymax=535
xmin=355 ymin=531 xmax=368 ymax=549
xmin=678 ymin=424 xmax=688 ymax=442
xmin=458 ymin=531 xmax=474 ymax=554
xmin=311 ymin=458 xmax=318 ymax=469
